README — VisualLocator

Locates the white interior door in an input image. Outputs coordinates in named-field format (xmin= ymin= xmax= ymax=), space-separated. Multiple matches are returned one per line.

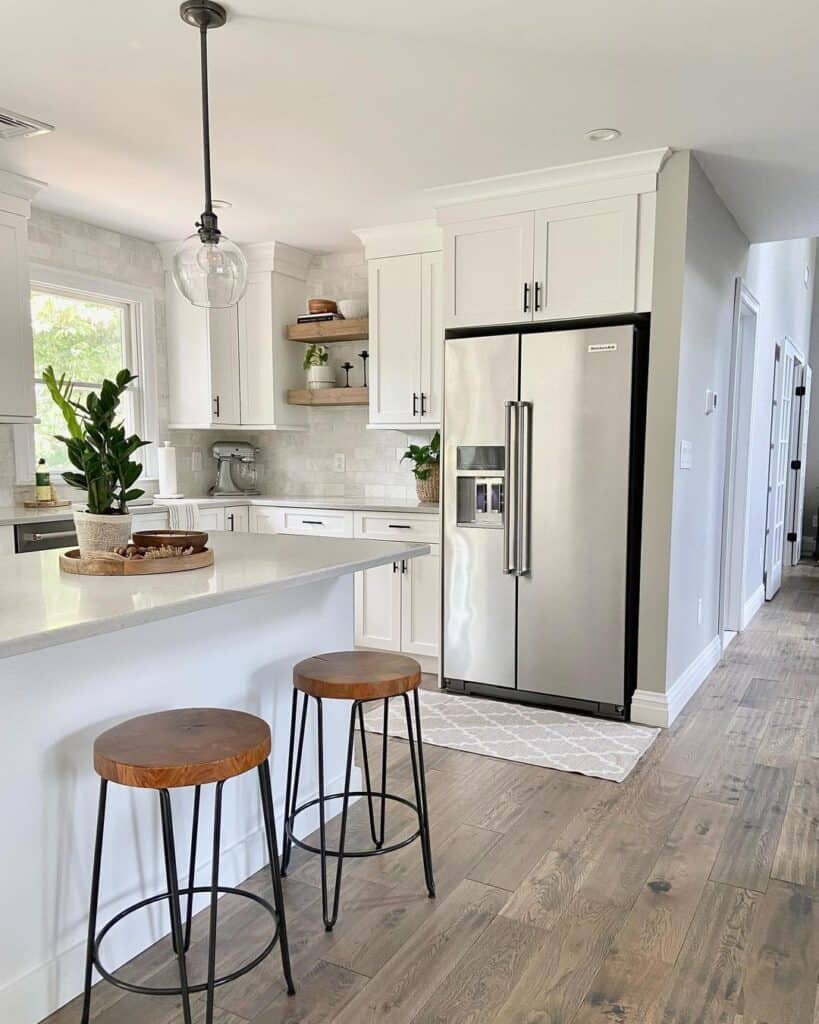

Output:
xmin=765 ymin=343 xmax=795 ymax=598
xmin=789 ymin=364 xmax=812 ymax=565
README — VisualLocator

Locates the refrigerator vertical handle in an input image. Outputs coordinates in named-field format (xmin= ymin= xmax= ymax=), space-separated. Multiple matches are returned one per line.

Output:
xmin=517 ymin=401 xmax=532 ymax=576
xmin=503 ymin=400 xmax=519 ymax=574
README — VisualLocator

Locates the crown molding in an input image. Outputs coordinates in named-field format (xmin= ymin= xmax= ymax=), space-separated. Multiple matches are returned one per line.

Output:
xmin=354 ymin=219 xmax=442 ymax=260
xmin=427 ymin=148 xmax=671 ymax=224
xmin=0 ymin=168 xmax=46 ymax=217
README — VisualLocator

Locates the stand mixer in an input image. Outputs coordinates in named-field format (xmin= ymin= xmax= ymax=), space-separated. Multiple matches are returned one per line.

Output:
xmin=210 ymin=441 xmax=261 ymax=496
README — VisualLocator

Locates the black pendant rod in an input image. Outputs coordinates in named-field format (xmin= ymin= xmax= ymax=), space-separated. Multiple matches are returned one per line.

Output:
xmin=199 ymin=22 xmax=213 ymax=218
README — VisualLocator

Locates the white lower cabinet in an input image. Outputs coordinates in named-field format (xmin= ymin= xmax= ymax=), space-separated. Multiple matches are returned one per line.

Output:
xmin=249 ymin=506 xmax=281 ymax=534
xmin=0 ymin=525 xmax=14 ymax=556
xmin=224 ymin=505 xmax=249 ymax=532
xmin=354 ymin=548 xmax=440 ymax=659
xmin=400 ymin=546 xmax=441 ymax=658
xmin=354 ymin=560 xmax=402 ymax=651
xmin=198 ymin=507 xmax=227 ymax=532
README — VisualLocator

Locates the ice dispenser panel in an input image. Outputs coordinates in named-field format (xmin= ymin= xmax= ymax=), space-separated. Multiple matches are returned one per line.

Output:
xmin=456 ymin=445 xmax=504 ymax=528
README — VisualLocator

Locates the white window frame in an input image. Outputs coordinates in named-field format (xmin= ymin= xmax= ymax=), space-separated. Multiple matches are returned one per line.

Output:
xmin=14 ymin=265 xmax=159 ymax=483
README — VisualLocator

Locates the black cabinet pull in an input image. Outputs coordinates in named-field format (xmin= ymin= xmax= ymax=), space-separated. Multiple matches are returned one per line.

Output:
xmin=420 ymin=392 xmax=427 ymax=416
xmin=302 ymin=520 xmax=324 ymax=526
xmin=534 ymin=281 xmax=542 ymax=311
xmin=401 ymin=559 xmax=408 ymax=573
xmin=412 ymin=392 xmax=419 ymax=416
xmin=523 ymin=282 xmax=530 ymax=312
xmin=213 ymin=395 xmax=220 ymax=418
xmin=227 ymin=513 xmax=234 ymax=531
xmin=393 ymin=561 xmax=399 ymax=573
xmin=388 ymin=524 xmax=411 ymax=529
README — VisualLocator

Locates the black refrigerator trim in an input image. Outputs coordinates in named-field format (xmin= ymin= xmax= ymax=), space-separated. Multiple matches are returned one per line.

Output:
xmin=442 ymin=313 xmax=650 ymax=722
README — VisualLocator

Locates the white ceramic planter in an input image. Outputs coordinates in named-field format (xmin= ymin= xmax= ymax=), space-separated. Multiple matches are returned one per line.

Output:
xmin=74 ymin=509 xmax=133 ymax=557
xmin=306 ymin=365 xmax=337 ymax=390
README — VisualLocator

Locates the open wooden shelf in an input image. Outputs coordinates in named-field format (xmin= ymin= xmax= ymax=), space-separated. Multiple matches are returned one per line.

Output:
xmin=287 ymin=318 xmax=369 ymax=343
xmin=287 ymin=386 xmax=369 ymax=407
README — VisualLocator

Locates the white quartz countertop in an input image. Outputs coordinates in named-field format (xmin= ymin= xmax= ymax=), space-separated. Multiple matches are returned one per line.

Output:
xmin=0 ymin=532 xmax=430 ymax=660
xmin=0 ymin=495 xmax=439 ymax=527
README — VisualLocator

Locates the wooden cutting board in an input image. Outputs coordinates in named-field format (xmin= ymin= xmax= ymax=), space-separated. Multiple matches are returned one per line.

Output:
xmin=60 ymin=548 xmax=214 ymax=576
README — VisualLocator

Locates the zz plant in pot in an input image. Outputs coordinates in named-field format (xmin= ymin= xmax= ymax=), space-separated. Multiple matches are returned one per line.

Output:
xmin=303 ymin=343 xmax=336 ymax=390
xmin=401 ymin=431 xmax=440 ymax=504
xmin=42 ymin=365 xmax=150 ymax=556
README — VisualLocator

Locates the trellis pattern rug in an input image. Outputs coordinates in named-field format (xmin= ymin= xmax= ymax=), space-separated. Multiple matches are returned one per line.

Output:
xmin=363 ymin=689 xmax=658 ymax=783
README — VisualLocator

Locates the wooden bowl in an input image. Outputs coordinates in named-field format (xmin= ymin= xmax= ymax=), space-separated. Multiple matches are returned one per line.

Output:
xmin=308 ymin=298 xmax=337 ymax=314
xmin=131 ymin=529 xmax=209 ymax=551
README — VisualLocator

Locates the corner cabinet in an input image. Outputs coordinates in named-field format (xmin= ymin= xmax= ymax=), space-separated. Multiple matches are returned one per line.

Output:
xmin=162 ymin=241 xmax=311 ymax=431
xmin=0 ymin=172 xmax=44 ymax=423
xmin=356 ymin=221 xmax=443 ymax=430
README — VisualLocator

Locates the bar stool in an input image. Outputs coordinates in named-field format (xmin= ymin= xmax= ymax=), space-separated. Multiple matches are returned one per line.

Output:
xmin=81 ymin=708 xmax=295 ymax=1024
xmin=281 ymin=651 xmax=435 ymax=931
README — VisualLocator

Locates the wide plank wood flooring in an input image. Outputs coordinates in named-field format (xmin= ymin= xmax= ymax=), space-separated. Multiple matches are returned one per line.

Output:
xmin=46 ymin=566 xmax=819 ymax=1024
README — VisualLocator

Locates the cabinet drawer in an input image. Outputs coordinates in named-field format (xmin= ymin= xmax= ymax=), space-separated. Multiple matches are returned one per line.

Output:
xmin=353 ymin=511 xmax=440 ymax=543
xmin=250 ymin=506 xmax=282 ymax=534
xmin=279 ymin=507 xmax=354 ymax=538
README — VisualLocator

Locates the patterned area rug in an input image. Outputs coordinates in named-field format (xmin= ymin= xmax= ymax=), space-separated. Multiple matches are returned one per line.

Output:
xmin=363 ymin=689 xmax=659 ymax=783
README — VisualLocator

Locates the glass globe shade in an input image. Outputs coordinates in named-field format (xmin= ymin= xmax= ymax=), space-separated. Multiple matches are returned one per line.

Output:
xmin=172 ymin=232 xmax=248 ymax=308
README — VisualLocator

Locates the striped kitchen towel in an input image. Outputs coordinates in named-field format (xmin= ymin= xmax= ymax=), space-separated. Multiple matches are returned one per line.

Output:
xmin=166 ymin=500 xmax=201 ymax=531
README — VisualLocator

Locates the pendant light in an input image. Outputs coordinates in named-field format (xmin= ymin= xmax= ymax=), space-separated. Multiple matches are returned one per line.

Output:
xmin=172 ymin=0 xmax=248 ymax=308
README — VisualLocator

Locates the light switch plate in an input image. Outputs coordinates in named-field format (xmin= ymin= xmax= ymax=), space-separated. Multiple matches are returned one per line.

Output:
xmin=191 ymin=448 xmax=203 ymax=472
xmin=680 ymin=440 xmax=693 ymax=470
xmin=704 ymin=389 xmax=718 ymax=415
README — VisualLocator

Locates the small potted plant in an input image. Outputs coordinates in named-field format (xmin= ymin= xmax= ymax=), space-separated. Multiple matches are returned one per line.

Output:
xmin=303 ymin=344 xmax=336 ymax=390
xmin=43 ymin=365 xmax=150 ymax=556
xmin=402 ymin=431 xmax=440 ymax=504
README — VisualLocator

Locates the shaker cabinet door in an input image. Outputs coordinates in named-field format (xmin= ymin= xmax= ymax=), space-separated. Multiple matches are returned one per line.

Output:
xmin=443 ymin=213 xmax=534 ymax=329
xmin=532 ymin=196 xmax=638 ymax=321
xmin=208 ymin=305 xmax=241 ymax=426
xmin=400 ymin=547 xmax=440 ymax=659
xmin=355 ymin=561 xmax=402 ymax=652
xmin=419 ymin=250 xmax=443 ymax=425
xmin=368 ymin=254 xmax=422 ymax=425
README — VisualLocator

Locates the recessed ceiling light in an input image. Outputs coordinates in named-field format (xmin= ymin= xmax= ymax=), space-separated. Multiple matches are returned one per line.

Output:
xmin=585 ymin=128 xmax=621 ymax=142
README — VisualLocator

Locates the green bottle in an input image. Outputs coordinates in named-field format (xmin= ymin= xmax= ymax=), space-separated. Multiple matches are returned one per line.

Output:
xmin=36 ymin=458 xmax=51 ymax=503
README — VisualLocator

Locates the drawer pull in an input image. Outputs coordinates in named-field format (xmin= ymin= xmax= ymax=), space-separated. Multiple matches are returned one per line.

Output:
xmin=387 ymin=524 xmax=411 ymax=530
xmin=301 ymin=520 xmax=324 ymax=526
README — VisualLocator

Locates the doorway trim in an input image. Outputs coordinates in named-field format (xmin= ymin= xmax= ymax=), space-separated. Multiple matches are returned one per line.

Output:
xmin=719 ymin=278 xmax=760 ymax=644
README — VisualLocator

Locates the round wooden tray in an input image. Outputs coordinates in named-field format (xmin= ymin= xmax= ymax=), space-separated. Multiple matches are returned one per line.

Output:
xmin=60 ymin=547 xmax=214 ymax=576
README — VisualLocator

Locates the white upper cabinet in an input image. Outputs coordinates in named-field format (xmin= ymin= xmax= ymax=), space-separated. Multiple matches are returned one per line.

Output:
xmin=532 ymin=196 xmax=638 ymax=321
xmin=163 ymin=241 xmax=310 ymax=431
xmin=444 ymin=213 xmax=534 ymax=328
xmin=356 ymin=221 xmax=444 ymax=429
xmin=369 ymin=254 xmax=422 ymax=425
xmin=0 ymin=171 xmax=44 ymax=423
xmin=433 ymin=149 xmax=667 ymax=330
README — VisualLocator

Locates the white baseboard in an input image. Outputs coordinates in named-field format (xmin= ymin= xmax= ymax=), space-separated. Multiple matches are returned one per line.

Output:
xmin=741 ymin=584 xmax=765 ymax=629
xmin=0 ymin=767 xmax=360 ymax=1024
xmin=631 ymin=635 xmax=721 ymax=728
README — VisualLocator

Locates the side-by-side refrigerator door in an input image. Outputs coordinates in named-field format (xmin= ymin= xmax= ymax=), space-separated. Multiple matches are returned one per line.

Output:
xmin=443 ymin=334 xmax=519 ymax=688
xmin=517 ymin=325 xmax=634 ymax=708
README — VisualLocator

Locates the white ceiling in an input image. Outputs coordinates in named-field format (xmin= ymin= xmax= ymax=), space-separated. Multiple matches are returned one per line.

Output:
xmin=2 ymin=0 xmax=818 ymax=251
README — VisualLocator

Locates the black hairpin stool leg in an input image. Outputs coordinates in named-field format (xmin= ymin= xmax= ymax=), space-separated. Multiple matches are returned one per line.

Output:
xmin=281 ymin=690 xmax=308 ymax=877
xmin=158 ymin=790 xmax=193 ymax=1024
xmin=258 ymin=759 xmax=296 ymax=995
xmin=80 ymin=779 xmax=108 ymax=1024
xmin=403 ymin=692 xmax=435 ymax=897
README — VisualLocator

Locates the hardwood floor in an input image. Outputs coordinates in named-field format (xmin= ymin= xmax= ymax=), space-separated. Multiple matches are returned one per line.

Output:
xmin=46 ymin=567 xmax=819 ymax=1024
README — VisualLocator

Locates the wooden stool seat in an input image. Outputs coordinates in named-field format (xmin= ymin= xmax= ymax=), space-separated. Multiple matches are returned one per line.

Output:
xmin=293 ymin=651 xmax=421 ymax=702
xmin=93 ymin=708 xmax=271 ymax=789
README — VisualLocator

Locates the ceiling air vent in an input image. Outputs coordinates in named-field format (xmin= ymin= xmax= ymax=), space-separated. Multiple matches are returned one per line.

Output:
xmin=0 ymin=107 xmax=54 ymax=140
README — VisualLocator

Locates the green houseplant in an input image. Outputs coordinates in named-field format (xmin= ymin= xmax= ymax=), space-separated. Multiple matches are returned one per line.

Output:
xmin=401 ymin=431 xmax=440 ymax=504
xmin=303 ymin=344 xmax=335 ymax=390
xmin=43 ymin=365 xmax=150 ymax=555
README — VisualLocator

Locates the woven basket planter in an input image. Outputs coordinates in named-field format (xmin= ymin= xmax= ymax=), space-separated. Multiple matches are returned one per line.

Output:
xmin=415 ymin=463 xmax=439 ymax=504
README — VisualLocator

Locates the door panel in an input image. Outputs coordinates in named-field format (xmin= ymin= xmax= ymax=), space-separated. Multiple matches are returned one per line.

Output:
xmin=208 ymin=305 xmax=241 ymax=425
xmin=532 ymin=197 xmax=638 ymax=322
xmin=791 ymin=366 xmax=812 ymax=564
xmin=766 ymin=346 xmax=794 ymax=598
xmin=369 ymin=254 xmax=422 ymax=424
xmin=420 ymin=250 xmax=443 ymax=424
xmin=444 ymin=214 xmax=534 ymax=328
xmin=238 ymin=271 xmax=274 ymax=426
xmin=401 ymin=547 xmax=440 ymax=658
xmin=443 ymin=334 xmax=518 ymax=687
xmin=355 ymin=562 xmax=402 ymax=651
xmin=517 ymin=326 xmax=634 ymax=706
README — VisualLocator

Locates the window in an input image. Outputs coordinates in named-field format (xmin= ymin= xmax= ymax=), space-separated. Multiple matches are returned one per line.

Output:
xmin=14 ymin=266 xmax=158 ymax=483
xmin=31 ymin=288 xmax=142 ymax=471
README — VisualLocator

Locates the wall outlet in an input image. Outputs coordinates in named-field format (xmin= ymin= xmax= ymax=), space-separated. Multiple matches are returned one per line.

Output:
xmin=191 ymin=448 xmax=203 ymax=472
xmin=704 ymin=389 xmax=718 ymax=415
xmin=333 ymin=453 xmax=346 ymax=472
xmin=697 ymin=596 xmax=703 ymax=625
xmin=680 ymin=440 xmax=693 ymax=470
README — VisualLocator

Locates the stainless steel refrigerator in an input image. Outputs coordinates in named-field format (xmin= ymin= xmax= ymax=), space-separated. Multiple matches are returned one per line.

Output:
xmin=442 ymin=320 xmax=648 ymax=720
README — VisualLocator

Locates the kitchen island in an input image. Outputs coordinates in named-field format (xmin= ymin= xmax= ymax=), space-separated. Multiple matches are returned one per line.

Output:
xmin=0 ymin=532 xmax=429 ymax=1024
